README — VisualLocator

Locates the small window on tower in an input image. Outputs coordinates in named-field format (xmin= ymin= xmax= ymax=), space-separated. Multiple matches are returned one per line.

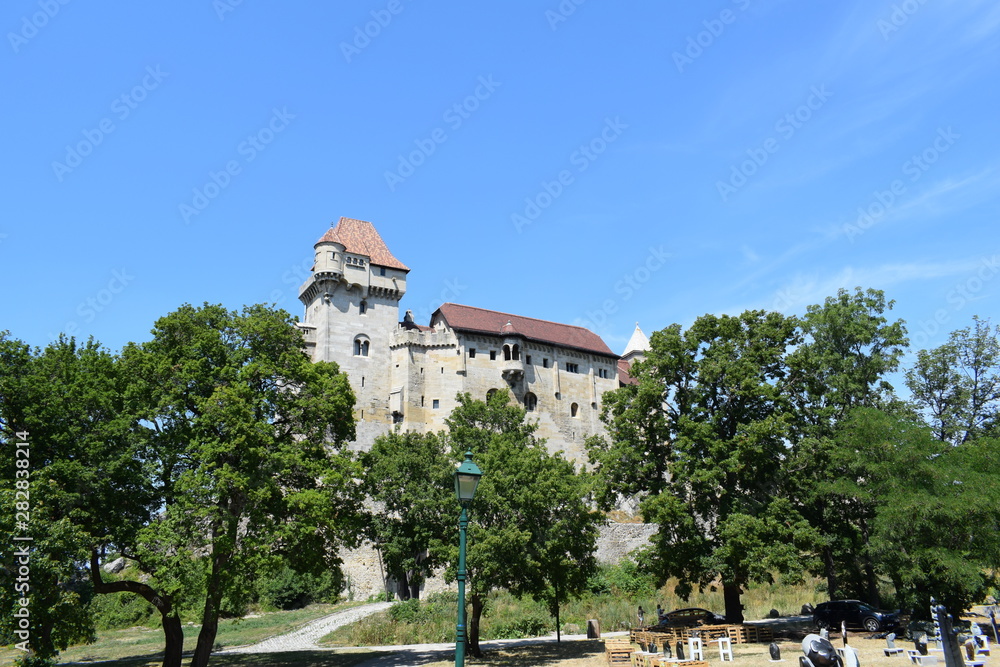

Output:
xmin=433 ymin=399 xmax=440 ymax=409
xmin=359 ymin=300 xmax=368 ymax=315
xmin=380 ymin=267 xmax=386 ymax=276
xmin=490 ymin=350 xmax=497 ymax=361
xmin=469 ymin=348 xmax=476 ymax=358
xmin=353 ymin=336 xmax=370 ymax=357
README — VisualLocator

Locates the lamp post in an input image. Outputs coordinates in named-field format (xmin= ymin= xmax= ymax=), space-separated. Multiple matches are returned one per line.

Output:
xmin=454 ymin=450 xmax=482 ymax=667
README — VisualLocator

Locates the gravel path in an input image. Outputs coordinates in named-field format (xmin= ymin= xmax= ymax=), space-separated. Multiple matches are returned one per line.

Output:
xmin=222 ymin=601 xmax=394 ymax=653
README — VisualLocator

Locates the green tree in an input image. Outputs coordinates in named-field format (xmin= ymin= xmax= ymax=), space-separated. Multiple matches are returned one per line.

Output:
xmin=443 ymin=391 xmax=600 ymax=656
xmin=0 ymin=334 xmax=149 ymax=661
xmin=827 ymin=408 xmax=1000 ymax=614
xmin=589 ymin=310 xmax=815 ymax=622
xmin=120 ymin=303 xmax=361 ymax=667
xmin=784 ymin=287 xmax=909 ymax=603
xmin=905 ymin=316 xmax=1000 ymax=444
xmin=361 ymin=430 xmax=454 ymax=599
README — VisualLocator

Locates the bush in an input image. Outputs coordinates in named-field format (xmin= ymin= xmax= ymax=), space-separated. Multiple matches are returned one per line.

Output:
xmin=256 ymin=566 xmax=341 ymax=610
xmin=490 ymin=615 xmax=550 ymax=639
xmin=88 ymin=590 xmax=156 ymax=631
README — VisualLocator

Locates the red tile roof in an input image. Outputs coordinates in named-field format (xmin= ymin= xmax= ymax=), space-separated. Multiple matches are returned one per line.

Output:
xmin=315 ymin=217 xmax=409 ymax=271
xmin=434 ymin=303 xmax=617 ymax=358
xmin=617 ymin=358 xmax=638 ymax=386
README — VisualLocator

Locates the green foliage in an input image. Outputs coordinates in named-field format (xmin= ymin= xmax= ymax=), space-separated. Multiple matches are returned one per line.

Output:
xmin=489 ymin=614 xmax=550 ymax=639
xmin=589 ymin=560 xmax=656 ymax=599
xmin=255 ymin=566 xmax=341 ymax=611
xmin=88 ymin=589 xmax=157 ymax=631
xmin=590 ymin=310 xmax=811 ymax=621
xmin=361 ymin=431 xmax=454 ymax=597
xmin=440 ymin=391 xmax=601 ymax=654
xmin=13 ymin=655 xmax=57 ymax=667
xmin=839 ymin=410 xmax=1000 ymax=614
xmin=120 ymin=302 xmax=361 ymax=667
xmin=905 ymin=316 xmax=1000 ymax=445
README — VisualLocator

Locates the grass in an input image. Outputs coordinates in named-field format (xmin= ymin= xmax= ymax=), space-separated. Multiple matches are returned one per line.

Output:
xmin=0 ymin=603 xmax=358 ymax=666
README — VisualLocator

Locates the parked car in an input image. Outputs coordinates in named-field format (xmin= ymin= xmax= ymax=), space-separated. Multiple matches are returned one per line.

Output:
xmin=661 ymin=607 xmax=727 ymax=627
xmin=812 ymin=600 xmax=901 ymax=632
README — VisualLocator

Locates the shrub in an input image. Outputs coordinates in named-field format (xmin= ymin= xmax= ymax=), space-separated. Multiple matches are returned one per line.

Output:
xmin=88 ymin=590 xmax=156 ymax=631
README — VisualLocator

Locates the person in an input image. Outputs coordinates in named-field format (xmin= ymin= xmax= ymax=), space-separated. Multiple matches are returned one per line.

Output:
xmin=638 ymin=606 xmax=645 ymax=626
xmin=657 ymin=604 xmax=665 ymax=622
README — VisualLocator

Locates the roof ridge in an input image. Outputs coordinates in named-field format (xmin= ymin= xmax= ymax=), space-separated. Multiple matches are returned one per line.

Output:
xmin=439 ymin=302 xmax=597 ymax=332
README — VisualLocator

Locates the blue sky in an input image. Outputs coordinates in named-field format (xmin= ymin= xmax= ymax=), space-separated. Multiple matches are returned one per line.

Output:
xmin=3 ymin=1 xmax=998 ymax=392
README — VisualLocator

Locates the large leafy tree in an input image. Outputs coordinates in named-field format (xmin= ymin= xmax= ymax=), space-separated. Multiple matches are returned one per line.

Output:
xmin=784 ymin=287 xmax=909 ymax=603
xmin=444 ymin=391 xmax=600 ymax=657
xmin=360 ymin=431 xmax=454 ymax=599
xmin=588 ymin=310 xmax=814 ymax=623
xmin=120 ymin=302 xmax=361 ymax=667
xmin=905 ymin=316 xmax=1000 ymax=445
xmin=827 ymin=408 xmax=1000 ymax=615
xmin=0 ymin=334 xmax=150 ymax=662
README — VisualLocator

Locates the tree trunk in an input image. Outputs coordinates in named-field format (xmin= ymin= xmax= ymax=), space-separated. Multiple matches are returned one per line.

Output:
xmin=191 ymin=552 xmax=228 ymax=667
xmin=859 ymin=519 xmax=881 ymax=606
xmin=89 ymin=550 xmax=184 ymax=667
xmin=468 ymin=593 xmax=485 ymax=658
xmin=824 ymin=545 xmax=840 ymax=599
xmin=723 ymin=581 xmax=745 ymax=624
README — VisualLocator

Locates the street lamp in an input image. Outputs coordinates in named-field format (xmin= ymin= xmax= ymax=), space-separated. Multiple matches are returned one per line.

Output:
xmin=454 ymin=450 xmax=482 ymax=667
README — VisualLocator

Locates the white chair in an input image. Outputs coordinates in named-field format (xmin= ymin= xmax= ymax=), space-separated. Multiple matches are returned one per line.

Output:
xmin=711 ymin=636 xmax=734 ymax=662
xmin=976 ymin=636 xmax=990 ymax=657
xmin=687 ymin=636 xmax=704 ymax=661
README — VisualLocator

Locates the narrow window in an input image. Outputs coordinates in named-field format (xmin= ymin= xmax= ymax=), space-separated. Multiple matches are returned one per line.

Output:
xmin=421 ymin=396 xmax=425 ymax=407
xmin=433 ymin=399 xmax=440 ymax=409
xmin=359 ymin=300 xmax=367 ymax=315
xmin=571 ymin=402 xmax=579 ymax=418
xmin=490 ymin=350 xmax=497 ymax=361
xmin=543 ymin=358 xmax=549 ymax=368
xmin=354 ymin=336 xmax=370 ymax=357
xmin=362 ymin=376 xmax=365 ymax=387
xmin=503 ymin=345 xmax=511 ymax=361
xmin=512 ymin=344 xmax=520 ymax=361
xmin=526 ymin=355 xmax=532 ymax=365
xmin=469 ymin=348 xmax=476 ymax=358
xmin=380 ymin=267 xmax=386 ymax=276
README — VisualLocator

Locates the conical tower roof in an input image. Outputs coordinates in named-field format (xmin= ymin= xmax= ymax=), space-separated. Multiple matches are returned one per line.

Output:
xmin=622 ymin=323 xmax=650 ymax=358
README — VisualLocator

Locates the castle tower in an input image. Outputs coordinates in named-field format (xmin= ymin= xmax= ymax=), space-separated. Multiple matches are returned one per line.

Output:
xmin=298 ymin=217 xmax=408 ymax=422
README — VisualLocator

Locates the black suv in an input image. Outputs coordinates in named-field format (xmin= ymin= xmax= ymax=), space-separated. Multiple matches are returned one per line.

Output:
xmin=813 ymin=600 xmax=901 ymax=632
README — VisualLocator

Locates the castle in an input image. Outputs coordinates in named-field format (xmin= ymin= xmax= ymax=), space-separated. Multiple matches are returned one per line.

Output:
xmin=297 ymin=217 xmax=650 ymax=463
xmin=296 ymin=217 xmax=655 ymax=597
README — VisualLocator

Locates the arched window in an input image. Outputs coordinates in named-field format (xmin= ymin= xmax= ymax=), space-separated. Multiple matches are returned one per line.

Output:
xmin=359 ymin=300 xmax=368 ymax=315
xmin=503 ymin=344 xmax=511 ymax=361
xmin=570 ymin=402 xmax=579 ymax=418
xmin=354 ymin=335 xmax=370 ymax=357
xmin=486 ymin=388 xmax=499 ymax=401
xmin=524 ymin=392 xmax=537 ymax=412
xmin=512 ymin=344 xmax=520 ymax=361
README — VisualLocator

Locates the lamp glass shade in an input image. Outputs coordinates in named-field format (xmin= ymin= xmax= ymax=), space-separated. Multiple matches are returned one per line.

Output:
xmin=454 ymin=452 xmax=482 ymax=504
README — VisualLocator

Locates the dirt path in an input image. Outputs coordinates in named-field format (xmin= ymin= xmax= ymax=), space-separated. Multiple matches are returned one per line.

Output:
xmin=222 ymin=602 xmax=394 ymax=653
